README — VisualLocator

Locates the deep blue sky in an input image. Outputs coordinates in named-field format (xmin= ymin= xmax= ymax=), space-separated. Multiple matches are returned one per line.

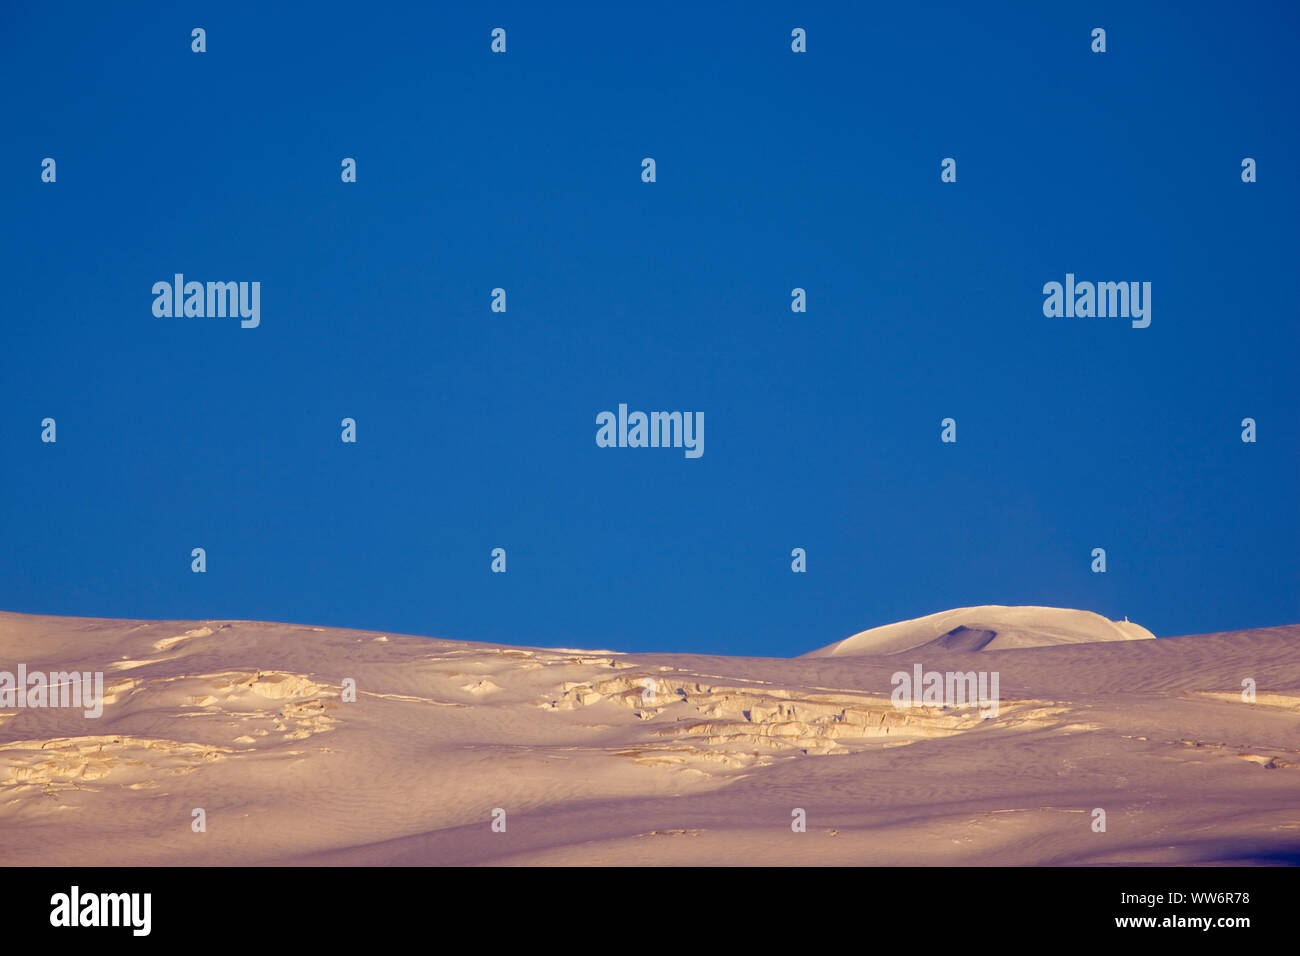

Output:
xmin=2 ymin=1 xmax=1296 ymax=656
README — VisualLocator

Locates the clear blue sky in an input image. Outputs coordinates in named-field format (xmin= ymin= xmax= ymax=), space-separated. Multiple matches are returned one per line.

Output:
xmin=2 ymin=1 xmax=1296 ymax=656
